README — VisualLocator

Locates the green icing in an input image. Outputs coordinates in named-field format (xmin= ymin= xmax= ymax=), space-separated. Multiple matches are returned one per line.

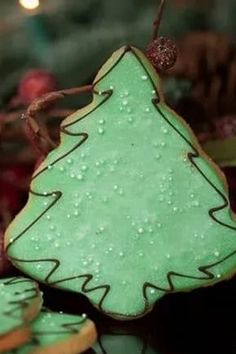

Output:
xmin=0 ymin=277 xmax=41 ymax=335
xmin=94 ymin=333 xmax=157 ymax=354
xmin=8 ymin=311 xmax=87 ymax=354
xmin=5 ymin=46 xmax=236 ymax=319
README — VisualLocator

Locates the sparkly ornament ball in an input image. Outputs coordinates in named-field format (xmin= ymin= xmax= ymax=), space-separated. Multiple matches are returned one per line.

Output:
xmin=146 ymin=37 xmax=178 ymax=72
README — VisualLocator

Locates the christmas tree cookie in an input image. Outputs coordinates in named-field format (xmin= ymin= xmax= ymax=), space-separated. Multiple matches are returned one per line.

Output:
xmin=5 ymin=46 xmax=236 ymax=319
xmin=0 ymin=277 xmax=42 ymax=352
xmin=8 ymin=310 xmax=97 ymax=354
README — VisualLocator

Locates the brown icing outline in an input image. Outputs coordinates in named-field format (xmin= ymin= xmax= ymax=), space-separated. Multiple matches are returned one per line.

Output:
xmin=6 ymin=46 xmax=236 ymax=319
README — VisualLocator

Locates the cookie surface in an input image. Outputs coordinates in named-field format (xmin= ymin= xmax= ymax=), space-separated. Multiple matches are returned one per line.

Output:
xmin=0 ymin=277 xmax=42 ymax=352
xmin=8 ymin=310 xmax=97 ymax=354
xmin=5 ymin=46 xmax=236 ymax=319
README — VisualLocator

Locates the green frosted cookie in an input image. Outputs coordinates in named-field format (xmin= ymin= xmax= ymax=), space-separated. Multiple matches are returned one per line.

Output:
xmin=0 ymin=276 xmax=42 ymax=352
xmin=8 ymin=310 xmax=97 ymax=354
xmin=5 ymin=46 xmax=236 ymax=319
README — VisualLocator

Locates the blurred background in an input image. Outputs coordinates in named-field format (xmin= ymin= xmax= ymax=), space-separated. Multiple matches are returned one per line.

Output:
xmin=1 ymin=0 xmax=236 ymax=272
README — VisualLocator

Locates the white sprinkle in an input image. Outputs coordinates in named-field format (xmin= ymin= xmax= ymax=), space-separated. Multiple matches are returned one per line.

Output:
xmin=67 ymin=159 xmax=72 ymax=164
xmin=122 ymin=99 xmax=128 ymax=106
xmin=214 ymin=251 xmax=220 ymax=257
xmin=142 ymin=75 xmax=148 ymax=81
xmin=138 ymin=227 xmax=144 ymax=234
xmin=150 ymin=289 xmax=155 ymax=294
xmin=119 ymin=252 xmax=124 ymax=257
xmin=98 ymin=128 xmax=104 ymax=135
xmin=99 ymin=119 xmax=105 ymax=125
xmin=77 ymin=174 xmax=83 ymax=180
xmin=48 ymin=165 xmax=53 ymax=170
xmin=113 ymin=185 xmax=118 ymax=191
xmin=60 ymin=167 xmax=65 ymax=172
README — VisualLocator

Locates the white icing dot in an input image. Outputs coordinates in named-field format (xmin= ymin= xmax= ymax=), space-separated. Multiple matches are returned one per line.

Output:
xmin=99 ymin=119 xmax=105 ymax=125
xmin=49 ymin=224 xmax=55 ymax=231
xmin=83 ymin=261 xmax=88 ymax=266
xmin=155 ymin=154 xmax=161 ymax=160
xmin=67 ymin=159 xmax=73 ymax=164
xmin=162 ymin=127 xmax=168 ymax=134
xmin=119 ymin=252 xmax=124 ymax=257
xmin=59 ymin=166 xmax=65 ymax=172
xmin=145 ymin=107 xmax=150 ymax=113
xmin=138 ymin=227 xmax=144 ymax=234
xmin=67 ymin=214 xmax=71 ymax=219
xmin=190 ymin=193 xmax=195 ymax=199
xmin=173 ymin=206 xmax=178 ymax=212
xmin=109 ymin=247 xmax=113 ymax=252
xmin=152 ymin=90 xmax=156 ymax=94
xmin=124 ymin=90 xmax=129 ymax=97
xmin=66 ymin=241 xmax=71 ymax=246
xmin=82 ymin=313 xmax=87 ymax=319
xmin=96 ymin=170 xmax=101 ymax=176
xmin=139 ymin=252 xmax=144 ymax=257
xmin=98 ymin=127 xmax=104 ymax=135
xmin=150 ymin=289 xmax=155 ymax=294
xmin=119 ymin=189 xmax=124 ymax=195
xmin=91 ymin=244 xmax=96 ymax=249
xmin=77 ymin=174 xmax=83 ymax=180
xmin=200 ymin=234 xmax=205 ymax=240
xmin=217 ymin=274 xmax=222 ymax=278
xmin=81 ymin=165 xmax=87 ymax=171
xmin=96 ymin=262 xmax=100 ymax=266
xmin=43 ymin=201 xmax=48 ymax=206
xmin=141 ymin=75 xmax=148 ymax=81
xmin=157 ymin=223 xmax=161 ymax=228
xmin=113 ymin=185 xmax=118 ymax=191
xmin=160 ymin=142 xmax=166 ymax=147
xmin=9 ymin=238 xmax=13 ymax=243
xmin=74 ymin=202 xmax=79 ymax=208
xmin=81 ymin=153 xmax=85 ymax=158
xmin=214 ymin=251 xmax=220 ymax=257
xmin=74 ymin=210 xmax=79 ymax=216
xmin=70 ymin=173 xmax=75 ymax=179
xmin=54 ymin=242 xmax=59 ymax=248
xmin=122 ymin=280 xmax=127 ymax=285
xmin=99 ymin=226 xmax=105 ymax=233
xmin=128 ymin=117 xmax=133 ymax=123
xmin=127 ymin=107 xmax=132 ymax=113
xmin=46 ymin=215 xmax=51 ymax=220
xmin=122 ymin=99 xmax=128 ymax=106
xmin=166 ymin=253 xmax=171 ymax=259
xmin=36 ymin=264 xmax=42 ymax=270
xmin=167 ymin=200 xmax=172 ymax=205
xmin=35 ymin=245 xmax=40 ymax=251
xmin=149 ymin=227 xmax=153 ymax=233
xmin=48 ymin=165 xmax=53 ymax=170
xmin=150 ymin=240 xmax=154 ymax=245
xmin=109 ymin=86 xmax=114 ymax=90
xmin=120 ymin=107 xmax=124 ymax=111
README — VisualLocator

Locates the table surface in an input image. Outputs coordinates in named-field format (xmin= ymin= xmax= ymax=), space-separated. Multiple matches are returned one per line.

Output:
xmin=40 ymin=273 xmax=236 ymax=354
